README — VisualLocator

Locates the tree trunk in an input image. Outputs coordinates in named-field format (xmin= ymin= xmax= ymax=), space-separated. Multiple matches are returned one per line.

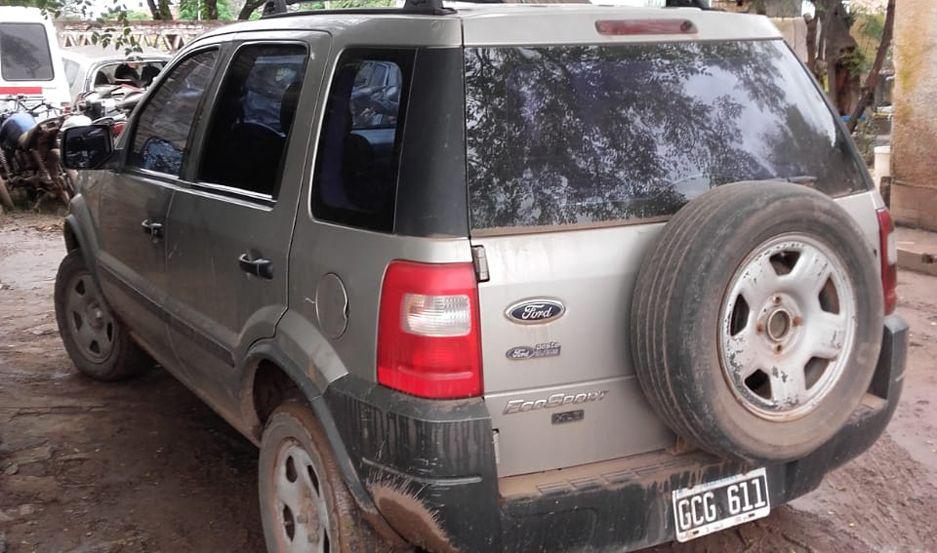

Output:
xmin=158 ymin=0 xmax=173 ymax=20
xmin=818 ymin=0 xmax=858 ymax=115
xmin=846 ymin=0 xmax=896 ymax=132
xmin=238 ymin=0 xmax=265 ymax=19
xmin=805 ymin=14 xmax=818 ymax=76
xmin=145 ymin=0 xmax=162 ymax=19
xmin=204 ymin=0 xmax=219 ymax=19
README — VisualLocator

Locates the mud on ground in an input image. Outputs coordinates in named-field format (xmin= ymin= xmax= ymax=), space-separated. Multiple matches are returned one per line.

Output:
xmin=1 ymin=212 xmax=936 ymax=553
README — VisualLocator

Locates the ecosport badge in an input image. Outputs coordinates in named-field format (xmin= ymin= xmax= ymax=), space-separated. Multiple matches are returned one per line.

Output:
xmin=505 ymin=298 xmax=565 ymax=325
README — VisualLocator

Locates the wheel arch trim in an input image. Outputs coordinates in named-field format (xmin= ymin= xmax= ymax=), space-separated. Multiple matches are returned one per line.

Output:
xmin=239 ymin=340 xmax=400 ymax=541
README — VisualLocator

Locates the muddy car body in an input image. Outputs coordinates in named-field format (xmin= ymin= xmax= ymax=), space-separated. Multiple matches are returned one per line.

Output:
xmin=56 ymin=3 xmax=907 ymax=552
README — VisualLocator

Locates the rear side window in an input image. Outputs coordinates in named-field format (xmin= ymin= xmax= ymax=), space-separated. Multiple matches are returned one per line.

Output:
xmin=312 ymin=49 xmax=414 ymax=232
xmin=199 ymin=43 xmax=307 ymax=197
xmin=0 ymin=23 xmax=54 ymax=81
xmin=464 ymin=40 xmax=870 ymax=233
xmin=128 ymin=49 xmax=217 ymax=177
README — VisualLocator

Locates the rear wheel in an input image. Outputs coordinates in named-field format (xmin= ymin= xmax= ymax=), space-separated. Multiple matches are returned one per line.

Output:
xmin=54 ymin=251 xmax=151 ymax=381
xmin=630 ymin=181 xmax=884 ymax=463
xmin=259 ymin=403 xmax=385 ymax=553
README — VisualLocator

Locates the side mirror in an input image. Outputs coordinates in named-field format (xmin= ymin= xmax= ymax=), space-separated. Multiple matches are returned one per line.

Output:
xmin=62 ymin=124 xmax=113 ymax=170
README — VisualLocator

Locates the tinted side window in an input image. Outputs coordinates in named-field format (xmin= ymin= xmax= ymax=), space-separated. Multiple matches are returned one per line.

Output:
xmin=199 ymin=44 xmax=307 ymax=197
xmin=128 ymin=50 xmax=217 ymax=177
xmin=0 ymin=23 xmax=54 ymax=81
xmin=312 ymin=50 xmax=413 ymax=232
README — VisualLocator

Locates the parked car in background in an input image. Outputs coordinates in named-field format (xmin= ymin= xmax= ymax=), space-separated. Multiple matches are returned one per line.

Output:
xmin=0 ymin=7 xmax=71 ymax=110
xmin=61 ymin=46 xmax=169 ymax=101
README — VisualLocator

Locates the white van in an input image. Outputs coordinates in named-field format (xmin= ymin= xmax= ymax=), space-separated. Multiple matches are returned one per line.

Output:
xmin=0 ymin=7 xmax=71 ymax=108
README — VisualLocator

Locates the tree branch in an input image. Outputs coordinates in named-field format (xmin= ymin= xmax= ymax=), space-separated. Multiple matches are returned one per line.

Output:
xmin=846 ymin=0 xmax=896 ymax=132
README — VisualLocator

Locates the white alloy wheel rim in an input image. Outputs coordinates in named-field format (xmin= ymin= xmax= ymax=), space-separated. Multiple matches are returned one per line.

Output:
xmin=719 ymin=234 xmax=857 ymax=421
xmin=272 ymin=440 xmax=331 ymax=553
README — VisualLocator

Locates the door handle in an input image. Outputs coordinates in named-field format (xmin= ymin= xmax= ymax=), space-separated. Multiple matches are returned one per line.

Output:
xmin=238 ymin=253 xmax=273 ymax=280
xmin=141 ymin=219 xmax=163 ymax=238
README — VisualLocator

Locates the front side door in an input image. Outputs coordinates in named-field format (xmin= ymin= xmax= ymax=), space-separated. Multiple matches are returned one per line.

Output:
xmin=163 ymin=33 xmax=331 ymax=413
xmin=95 ymin=47 xmax=220 ymax=365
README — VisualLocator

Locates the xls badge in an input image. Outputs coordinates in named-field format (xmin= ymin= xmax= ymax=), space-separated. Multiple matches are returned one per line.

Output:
xmin=505 ymin=298 xmax=565 ymax=325
xmin=506 ymin=341 xmax=561 ymax=360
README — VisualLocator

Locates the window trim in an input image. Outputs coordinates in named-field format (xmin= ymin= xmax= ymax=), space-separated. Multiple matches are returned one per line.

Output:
xmin=0 ymin=22 xmax=55 ymax=82
xmin=193 ymin=39 xmax=310 ymax=204
xmin=123 ymin=46 xmax=222 ymax=182
xmin=309 ymin=47 xmax=416 ymax=234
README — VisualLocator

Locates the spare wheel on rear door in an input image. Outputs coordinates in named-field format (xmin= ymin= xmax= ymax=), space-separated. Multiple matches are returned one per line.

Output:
xmin=630 ymin=181 xmax=884 ymax=463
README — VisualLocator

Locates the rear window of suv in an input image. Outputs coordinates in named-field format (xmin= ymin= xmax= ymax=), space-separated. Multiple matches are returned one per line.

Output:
xmin=464 ymin=39 xmax=870 ymax=233
xmin=0 ymin=23 xmax=54 ymax=81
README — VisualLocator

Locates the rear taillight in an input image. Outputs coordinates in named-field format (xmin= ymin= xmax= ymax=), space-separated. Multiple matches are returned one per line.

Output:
xmin=377 ymin=261 xmax=482 ymax=399
xmin=876 ymin=207 xmax=897 ymax=314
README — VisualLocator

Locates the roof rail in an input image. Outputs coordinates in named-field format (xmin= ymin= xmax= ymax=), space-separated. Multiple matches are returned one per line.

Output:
xmin=258 ymin=0 xmax=706 ymax=20
xmin=260 ymin=0 xmax=458 ymax=18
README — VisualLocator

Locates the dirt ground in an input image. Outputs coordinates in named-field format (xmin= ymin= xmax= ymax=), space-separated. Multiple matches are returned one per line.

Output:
xmin=1 ymin=212 xmax=936 ymax=553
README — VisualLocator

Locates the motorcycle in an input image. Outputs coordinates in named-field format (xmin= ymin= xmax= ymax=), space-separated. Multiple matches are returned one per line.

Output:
xmin=75 ymin=83 xmax=145 ymax=138
xmin=0 ymin=96 xmax=90 ymax=211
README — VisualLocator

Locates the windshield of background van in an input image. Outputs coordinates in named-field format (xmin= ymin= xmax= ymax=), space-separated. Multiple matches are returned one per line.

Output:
xmin=464 ymin=40 xmax=869 ymax=232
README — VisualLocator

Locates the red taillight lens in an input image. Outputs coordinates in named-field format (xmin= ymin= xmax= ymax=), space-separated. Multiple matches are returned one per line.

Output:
xmin=595 ymin=19 xmax=698 ymax=36
xmin=377 ymin=261 xmax=482 ymax=399
xmin=112 ymin=121 xmax=126 ymax=136
xmin=876 ymin=207 xmax=897 ymax=314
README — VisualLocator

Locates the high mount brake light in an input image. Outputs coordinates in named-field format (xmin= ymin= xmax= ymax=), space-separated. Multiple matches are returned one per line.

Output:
xmin=595 ymin=19 xmax=698 ymax=36
xmin=377 ymin=261 xmax=483 ymax=399
xmin=876 ymin=208 xmax=897 ymax=315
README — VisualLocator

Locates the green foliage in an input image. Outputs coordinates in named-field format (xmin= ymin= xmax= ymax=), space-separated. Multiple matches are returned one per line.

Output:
xmin=178 ymin=0 xmax=236 ymax=20
xmin=842 ymin=48 xmax=868 ymax=77
xmin=284 ymin=0 xmax=393 ymax=12
xmin=13 ymin=0 xmax=143 ymax=53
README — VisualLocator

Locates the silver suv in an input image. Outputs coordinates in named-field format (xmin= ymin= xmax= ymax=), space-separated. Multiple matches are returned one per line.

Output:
xmin=57 ymin=3 xmax=907 ymax=552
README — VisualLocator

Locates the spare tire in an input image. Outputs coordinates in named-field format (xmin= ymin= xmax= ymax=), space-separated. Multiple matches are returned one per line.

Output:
xmin=631 ymin=181 xmax=884 ymax=463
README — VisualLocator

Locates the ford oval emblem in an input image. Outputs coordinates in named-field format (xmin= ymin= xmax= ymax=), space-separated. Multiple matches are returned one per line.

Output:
xmin=505 ymin=298 xmax=566 ymax=325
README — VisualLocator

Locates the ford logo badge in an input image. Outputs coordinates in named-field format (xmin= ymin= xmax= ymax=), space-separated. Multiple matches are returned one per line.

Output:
xmin=505 ymin=298 xmax=566 ymax=325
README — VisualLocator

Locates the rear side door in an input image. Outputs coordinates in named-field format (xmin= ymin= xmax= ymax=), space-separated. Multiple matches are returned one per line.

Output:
xmin=95 ymin=47 xmax=220 ymax=365
xmin=163 ymin=32 xmax=330 ymax=413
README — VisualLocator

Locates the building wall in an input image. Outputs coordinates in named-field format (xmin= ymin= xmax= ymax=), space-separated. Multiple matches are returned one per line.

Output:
xmin=891 ymin=0 xmax=937 ymax=230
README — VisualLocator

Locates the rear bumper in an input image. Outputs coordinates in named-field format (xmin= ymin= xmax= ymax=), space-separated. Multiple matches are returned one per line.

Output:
xmin=323 ymin=315 xmax=907 ymax=552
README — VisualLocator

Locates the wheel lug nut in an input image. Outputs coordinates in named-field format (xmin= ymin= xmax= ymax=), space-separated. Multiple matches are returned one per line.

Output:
xmin=773 ymin=296 xmax=781 ymax=304
xmin=756 ymin=323 xmax=765 ymax=333
xmin=793 ymin=316 xmax=803 ymax=326
xmin=774 ymin=344 xmax=782 ymax=353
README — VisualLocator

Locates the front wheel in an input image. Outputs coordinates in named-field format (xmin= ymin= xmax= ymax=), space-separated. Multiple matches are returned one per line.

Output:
xmin=54 ymin=250 xmax=151 ymax=381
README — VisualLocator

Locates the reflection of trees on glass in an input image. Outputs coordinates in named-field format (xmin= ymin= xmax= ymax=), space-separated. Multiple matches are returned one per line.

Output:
xmin=0 ymin=24 xmax=54 ymax=81
xmin=129 ymin=50 xmax=217 ymax=176
xmin=464 ymin=40 xmax=868 ymax=231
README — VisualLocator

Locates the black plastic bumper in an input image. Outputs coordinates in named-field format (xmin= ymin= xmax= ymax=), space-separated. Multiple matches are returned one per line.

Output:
xmin=323 ymin=315 xmax=907 ymax=553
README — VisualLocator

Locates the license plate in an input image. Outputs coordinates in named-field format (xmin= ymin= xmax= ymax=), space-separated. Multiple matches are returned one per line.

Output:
xmin=672 ymin=467 xmax=770 ymax=542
